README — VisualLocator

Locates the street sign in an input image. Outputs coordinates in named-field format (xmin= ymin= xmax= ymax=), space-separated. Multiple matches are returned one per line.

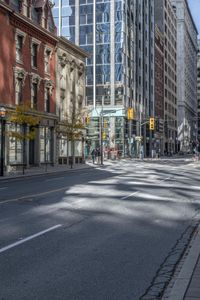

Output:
xmin=135 ymin=136 xmax=142 ymax=141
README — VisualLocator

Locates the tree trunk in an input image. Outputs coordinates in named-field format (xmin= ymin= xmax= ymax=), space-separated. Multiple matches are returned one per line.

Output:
xmin=22 ymin=124 xmax=26 ymax=175
xmin=70 ymin=139 xmax=74 ymax=169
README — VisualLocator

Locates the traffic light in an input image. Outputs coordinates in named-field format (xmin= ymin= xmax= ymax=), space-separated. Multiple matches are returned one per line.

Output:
xmin=103 ymin=118 xmax=107 ymax=128
xmin=102 ymin=131 xmax=107 ymax=140
xmin=155 ymin=119 xmax=159 ymax=132
xmin=86 ymin=116 xmax=90 ymax=124
xmin=127 ymin=108 xmax=135 ymax=120
xmin=149 ymin=117 xmax=155 ymax=130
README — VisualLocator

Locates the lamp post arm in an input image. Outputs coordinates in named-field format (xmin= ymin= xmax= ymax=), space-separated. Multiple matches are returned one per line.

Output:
xmin=141 ymin=121 xmax=149 ymax=126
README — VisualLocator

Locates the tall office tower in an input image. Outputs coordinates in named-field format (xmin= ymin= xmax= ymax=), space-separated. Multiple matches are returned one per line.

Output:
xmin=154 ymin=24 xmax=164 ymax=155
xmin=134 ymin=0 xmax=155 ymax=157
xmin=52 ymin=0 xmax=155 ymax=157
xmin=171 ymin=0 xmax=198 ymax=153
xmin=155 ymin=0 xmax=178 ymax=155
xmin=197 ymin=40 xmax=200 ymax=146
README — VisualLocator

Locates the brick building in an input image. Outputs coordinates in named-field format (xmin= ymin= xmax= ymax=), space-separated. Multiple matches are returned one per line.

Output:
xmin=0 ymin=0 xmax=88 ymax=174
xmin=0 ymin=0 xmax=57 ymax=172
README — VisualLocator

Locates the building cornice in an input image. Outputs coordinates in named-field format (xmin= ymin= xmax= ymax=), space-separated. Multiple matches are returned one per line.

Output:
xmin=58 ymin=37 xmax=89 ymax=59
xmin=184 ymin=0 xmax=198 ymax=35
xmin=0 ymin=0 xmax=58 ymax=45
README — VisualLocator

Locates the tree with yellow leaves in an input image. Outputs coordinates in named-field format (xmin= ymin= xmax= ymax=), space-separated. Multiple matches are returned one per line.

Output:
xmin=56 ymin=109 xmax=86 ymax=168
xmin=8 ymin=104 xmax=40 ymax=174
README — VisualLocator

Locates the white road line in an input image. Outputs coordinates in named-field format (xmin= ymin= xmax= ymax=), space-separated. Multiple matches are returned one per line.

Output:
xmin=0 ymin=186 xmax=70 ymax=205
xmin=45 ymin=177 xmax=64 ymax=182
xmin=0 ymin=187 xmax=7 ymax=190
xmin=159 ymin=177 xmax=170 ymax=182
xmin=0 ymin=224 xmax=62 ymax=254
xmin=121 ymin=172 xmax=185 ymax=200
xmin=121 ymin=191 xmax=139 ymax=200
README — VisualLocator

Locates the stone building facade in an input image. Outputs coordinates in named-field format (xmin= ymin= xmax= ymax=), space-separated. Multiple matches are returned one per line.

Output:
xmin=155 ymin=0 xmax=178 ymax=154
xmin=56 ymin=37 xmax=88 ymax=165
xmin=171 ymin=0 xmax=198 ymax=153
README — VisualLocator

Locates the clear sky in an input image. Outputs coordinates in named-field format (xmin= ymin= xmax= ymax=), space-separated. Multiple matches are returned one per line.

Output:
xmin=188 ymin=0 xmax=200 ymax=35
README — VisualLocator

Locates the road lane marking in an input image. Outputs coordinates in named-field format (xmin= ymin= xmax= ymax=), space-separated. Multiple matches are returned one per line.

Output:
xmin=0 ymin=186 xmax=71 ymax=205
xmin=0 ymin=187 xmax=7 ymax=190
xmin=0 ymin=224 xmax=62 ymax=254
xmin=45 ymin=177 xmax=64 ymax=182
xmin=121 ymin=191 xmax=139 ymax=200
xmin=121 ymin=176 xmax=172 ymax=200
xmin=159 ymin=177 xmax=170 ymax=182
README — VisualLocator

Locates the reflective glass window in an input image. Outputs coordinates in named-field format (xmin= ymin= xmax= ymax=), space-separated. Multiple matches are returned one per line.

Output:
xmin=54 ymin=0 xmax=59 ymax=6
xmin=80 ymin=15 xmax=86 ymax=25
xmin=96 ymin=45 xmax=110 ymax=64
xmin=115 ymin=64 xmax=123 ymax=82
xmin=115 ymin=43 xmax=122 ymax=63
xmin=96 ymin=23 xmax=110 ymax=44
xmin=53 ymin=8 xmax=59 ymax=17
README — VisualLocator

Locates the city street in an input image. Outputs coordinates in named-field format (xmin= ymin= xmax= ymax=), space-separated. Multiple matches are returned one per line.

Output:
xmin=0 ymin=158 xmax=200 ymax=299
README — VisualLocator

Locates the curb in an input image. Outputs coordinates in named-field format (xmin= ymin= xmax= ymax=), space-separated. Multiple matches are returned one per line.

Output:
xmin=163 ymin=223 xmax=200 ymax=300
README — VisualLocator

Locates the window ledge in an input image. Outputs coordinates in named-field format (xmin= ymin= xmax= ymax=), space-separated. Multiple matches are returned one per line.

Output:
xmin=32 ymin=66 xmax=38 ymax=71
xmin=16 ymin=59 xmax=23 ymax=65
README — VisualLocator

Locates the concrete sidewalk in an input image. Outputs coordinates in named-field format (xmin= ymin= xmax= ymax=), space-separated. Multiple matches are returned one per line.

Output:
xmin=0 ymin=163 xmax=94 ymax=181
xmin=162 ymin=223 xmax=200 ymax=300
xmin=0 ymin=157 xmax=197 ymax=181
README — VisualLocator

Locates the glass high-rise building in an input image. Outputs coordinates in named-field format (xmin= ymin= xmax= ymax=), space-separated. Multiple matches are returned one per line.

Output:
xmin=53 ymin=0 xmax=155 ymax=157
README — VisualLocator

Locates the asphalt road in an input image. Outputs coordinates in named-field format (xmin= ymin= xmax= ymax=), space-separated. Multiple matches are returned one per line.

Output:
xmin=0 ymin=158 xmax=200 ymax=300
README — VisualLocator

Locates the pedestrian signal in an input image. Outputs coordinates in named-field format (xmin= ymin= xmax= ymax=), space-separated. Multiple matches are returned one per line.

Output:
xmin=149 ymin=118 xmax=155 ymax=130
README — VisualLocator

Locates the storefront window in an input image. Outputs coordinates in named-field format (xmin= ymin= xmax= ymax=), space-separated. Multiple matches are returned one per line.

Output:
xmin=59 ymin=138 xmax=68 ymax=157
xmin=40 ymin=127 xmax=52 ymax=163
xmin=9 ymin=124 xmax=23 ymax=164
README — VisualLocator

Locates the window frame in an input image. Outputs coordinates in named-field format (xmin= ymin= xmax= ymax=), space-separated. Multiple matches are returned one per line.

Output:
xmin=31 ymin=38 xmax=41 ymax=69
xmin=15 ymin=29 xmax=26 ymax=63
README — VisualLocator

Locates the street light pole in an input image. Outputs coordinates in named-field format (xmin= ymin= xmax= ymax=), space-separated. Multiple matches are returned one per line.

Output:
xmin=100 ymin=109 xmax=103 ymax=165
xmin=0 ymin=107 xmax=6 ymax=176
xmin=100 ymin=91 xmax=104 ymax=165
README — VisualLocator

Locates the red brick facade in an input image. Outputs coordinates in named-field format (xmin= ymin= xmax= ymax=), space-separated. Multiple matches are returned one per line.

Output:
xmin=0 ymin=0 xmax=87 ymax=172
xmin=0 ymin=0 xmax=57 ymax=113
xmin=0 ymin=0 xmax=58 ymax=169
xmin=0 ymin=3 xmax=15 ymax=106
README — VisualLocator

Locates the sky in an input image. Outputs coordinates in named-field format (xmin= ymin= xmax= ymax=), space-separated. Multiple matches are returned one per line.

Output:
xmin=188 ymin=0 xmax=200 ymax=35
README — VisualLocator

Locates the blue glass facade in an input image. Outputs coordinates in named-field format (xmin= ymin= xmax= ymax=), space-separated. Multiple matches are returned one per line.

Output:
xmin=52 ymin=0 xmax=129 ymax=107
xmin=52 ymin=0 xmax=155 ymax=157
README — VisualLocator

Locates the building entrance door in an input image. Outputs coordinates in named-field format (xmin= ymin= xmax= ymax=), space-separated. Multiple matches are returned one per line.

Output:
xmin=29 ymin=139 xmax=35 ymax=165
